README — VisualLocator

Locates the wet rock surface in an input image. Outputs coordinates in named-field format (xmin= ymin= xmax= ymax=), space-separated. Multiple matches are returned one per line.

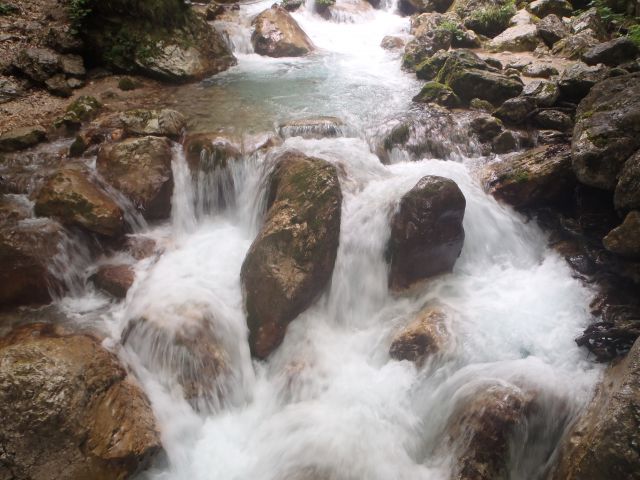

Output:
xmin=252 ymin=5 xmax=314 ymax=57
xmin=389 ymin=305 xmax=450 ymax=365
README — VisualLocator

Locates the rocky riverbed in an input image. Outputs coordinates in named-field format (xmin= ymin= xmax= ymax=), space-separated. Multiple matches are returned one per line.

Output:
xmin=1 ymin=0 xmax=639 ymax=479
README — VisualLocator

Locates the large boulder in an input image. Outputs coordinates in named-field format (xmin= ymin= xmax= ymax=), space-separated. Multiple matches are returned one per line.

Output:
xmin=493 ymin=96 xmax=536 ymax=125
xmin=550 ymin=337 xmax=640 ymax=479
xmin=92 ymin=264 xmax=135 ymax=298
xmin=552 ymin=31 xmax=600 ymax=59
xmin=582 ymin=37 xmax=640 ymax=67
xmin=402 ymin=30 xmax=452 ymax=71
xmin=100 ymin=109 xmax=186 ymax=139
xmin=447 ymin=384 xmax=534 ymax=480
xmin=570 ymin=7 xmax=608 ymax=40
xmin=558 ymin=62 xmax=609 ymax=103
xmin=387 ymin=175 xmax=465 ymax=291
xmin=482 ymin=144 xmax=574 ymax=209
xmin=252 ymin=6 xmax=314 ymax=57
xmin=603 ymin=211 xmax=640 ymax=258
xmin=34 ymin=166 xmax=125 ymax=237
xmin=0 ymin=219 xmax=65 ymax=306
xmin=0 ymin=323 xmax=162 ymax=479
xmin=437 ymin=54 xmax=523 ymax=105
xmin=241 ymin=151 xmax=342 ymax=358
xmin=412 ymin=81 xmax=461 ymax=107
xmin=389 ymin=305 xmax=450 ymax=365
xmin=97 ymin=136 xmax=174 ymax=220
xmin=522 ymin=79 xmax=560 ymax=107
xmin=11 ymin=47 xmax=61 ymax=83
xmin=537 ymin=14 xmax=569 ymax=47
xmin=615 ymin=150 xmax=640 ymax=212
xmin=527 ymin=0 xmax=573 ymax=18
xmin=488 ymin=24 xmax=540 ymax=52
xmin=122 ymin=305 xmax=228 ymax=411
xmin=572 ymin=73 xmax=640 ymax=190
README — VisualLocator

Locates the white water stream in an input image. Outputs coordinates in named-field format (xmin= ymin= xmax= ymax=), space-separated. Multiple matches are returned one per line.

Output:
xmin=56 ymin=2 xmax=601 ymax=479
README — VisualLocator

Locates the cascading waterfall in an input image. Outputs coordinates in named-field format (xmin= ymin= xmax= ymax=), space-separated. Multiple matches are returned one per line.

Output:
xmin=49 ymin=1 xmax=602 ymax=479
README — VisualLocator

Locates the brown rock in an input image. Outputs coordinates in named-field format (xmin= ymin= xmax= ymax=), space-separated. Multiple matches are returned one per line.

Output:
xmin=482 ymin=144 xmax=574 ymax=209
xmin=252 ymin=6 xmax=314 ymax=57
xmin=0 ymin=323 xmax=162 ymax=480
xmin=92 ymin=264 xmax=135 ymax=298
xmin=387 ymin=175 xmax=465 ymax=291
xmin=183 ymin=132 xmax=242 ymax=171
xmin=34 ymin=166 xmax=125 ymax=237
xmin=97 ymin=136 xmax=174 ymax=220
xmin=241 ymin=150 xmax=342 ymax=358
xmin=389 ymin=305 xmax=449 ymax=365
xmin=603 ymin=211 xmax=640 ymax=259
xmin=100 ymin=109 xmax=186 ymax=139
xmin=614 ymin=149 xmax=640 ymax=212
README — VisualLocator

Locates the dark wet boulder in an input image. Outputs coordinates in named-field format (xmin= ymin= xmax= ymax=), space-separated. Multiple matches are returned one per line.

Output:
xmin=470 ymin=114 xmax=504 ymax=143
xmin=572 ymin=73 xmax=640 ymax=190
xmin=522 ymin=79 xmax=560 ymax=107
xmin=412 ymin=81 xmax=461 ymax=107
xmin=447 ymin=384 xmax=534 ymax=480
xmin=0 ymin=126 xmax=47 ymax=152
xmin=252 ymin=5 xmax=314 ymax=57
xmin=389 ymin=305 xmax=450 ymax=365
xmin=551 ymin=336 xmax=640 ymax=479
xmin=0 ymin=219 xmax=65 ymax=306
xmin=241 ymin=151 xmax=342 ymax=358
xmin=183 ymin=132 xmax=242 ymax=170
xmin=603 ymin=211 xmax=640 ymax=258
xmin=415 ymin=50 xmax=458 ymax=80
xmin=493 ymin=96 xmax=536 ymax=125
xmin=97 ymin=136 xmax=174 ymax=220
xmin=281 ymin=0 xmax=305 ymax=11
xmin=482 ymin=143 xmax=574 ymax=209
xmin=527 ymin=0 xmax=573 ymax=18
xmin=492 ymin=130 xmax=519 ymax=154
xmin=615 ymin=150 xmax=640 ymax=212
xmin=533 ymin=109 xmax=574 ymax=131
xmin=537 ymin=14 xmax=569 ymax=47
xmin=522 ymin=63 xmax=559 ymax=78
xmin=582 ymin=37 xmax=640 ymax=67
xmin=92 ymin=264 xmax=135 ymax=298
xmin=0 ymin=323 xmax=162 ymax=479
xmin=34 ymin=165 xmax=125 ymax=237
xmin=387 ymin=175 xmax=465 ymax=291
xmin=100 ymin=108 xmax=186 ymax=139
xmin=558 ymin=62 xmax=609 ymax=103
xmin=122 ymin=306 xmax=229 ymax=412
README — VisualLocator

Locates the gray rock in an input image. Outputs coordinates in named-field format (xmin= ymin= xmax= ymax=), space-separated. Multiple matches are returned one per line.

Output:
xmin=402 ymin=30 xmax=452 ymax=71
xmin=570 ymin=7 xmax=607 ymax=40
xmin=552 ymin=30 xmax=600 ymax=59
xmin=488 ymin=24 xmax=540 ymax=52
xmin=398 ymin=0 xmax=453 ymax=15
xmin=583 ymin=37 xmax=640 ymax=66
xmin=615 ymin=150 xmax=640 ymax=212
xmin=413 ymin=81 xmax=461 ymax=107
xmin=60 ymin=54 xmax=86 ymax=77
xmin=0 ymin=76 xmax=24 ymax=104
xmin=558 ymin=62 xmax=609 ymax=102
xmin=101 ymin=108 xmax=186 ymax=139
xmin=522 ymin=79 xmax=560 ymax=106
xmin=44 ymin=74 xmax=72 ymax=97
xmin=12 ymin=47 xmax=60 ymax=83
xmin=533 ymin=109 xmax=573 ymax=130
xmin=492 ymin=130 xmax=519 ymax=153
xmin=494 ymin=96 xmax=536 ymax=124
xmin=470 ymin=114 xmax=503 ymax=142
xmin=537 ymin=14 xmax=569 ymax=47
xmin=522 ymin=63 xmax=560 ymax=78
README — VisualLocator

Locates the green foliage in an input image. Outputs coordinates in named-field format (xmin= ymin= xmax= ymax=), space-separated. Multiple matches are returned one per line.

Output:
xmin=584 ymin=0 xmax=639 ymax=41
xmin=628 ymin=24 xmax=640 ymax=46
xmin=438 ymin=19 xmax=466 ymax=42
xmin=464 ymin=0 xmax=516 ymax=37
xmin=0 ymin=2 xmax=18 ymax=15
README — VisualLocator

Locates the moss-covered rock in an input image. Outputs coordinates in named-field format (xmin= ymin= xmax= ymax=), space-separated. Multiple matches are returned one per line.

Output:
xmin=241 ymin=150 xmax=342 ymax=358
xmin=96 ymin=136 xmax=174 ymax=220
xmin=412 ymin=81 xmax=461 ymax=107
xmin=34 ymin=165 xmax=125 ymax=237
xmin=55 ymin=95 xmax=103 ymax=130
xmin=402 ymin=29 xmax=452 ymax=71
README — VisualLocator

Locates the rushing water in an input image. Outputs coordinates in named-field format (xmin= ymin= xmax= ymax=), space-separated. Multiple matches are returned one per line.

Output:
xmin=54 ymin=1 xmax=602 ymax=479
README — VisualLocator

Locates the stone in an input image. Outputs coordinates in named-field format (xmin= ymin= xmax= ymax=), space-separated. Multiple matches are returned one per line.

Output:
xmin=552 ymin=31 xmax=600 ymax=59
xmin=34 ymin=165 xmax=125 ymax=237
xmin=0 ymin=76 xmax=24 ymax=104
xmin=615 ymin=150 xmax=640 ymax=212
xmin=101 ymin=108 xmax=186 ymax=139
xmin=470 ymin=98 xmax=495 ymax=112
xmin=60 ymin=54 xmax=86 ymax=77
xmin=492 ymin=129 xmax=519 ymax=153
xmin=493 ymin=96 xmax=536 ymax=124
xmin=402 ymin=31 xmax=452 ymax=71
xmin=381 ymin=35 xmax=405 ymax=50
xmin=241 ymin=151 xmax=342 ymax=358
xmin=470 ymin=114 xmax=503 ymax=142
xmin=183 ymin=132 xmax=242 ymax=171
xmin=510 ymin=9 xmax=535 ymax=26
xmin=522 ymin=63 xmax=559 ymax=78
xmin=398 ymin=0 xmax=453 ymax=15
xmin=570 ymin=7 xmax=607 ymax=40
xmin=45 ymin=24 xmax=84 ymax=53
xmin=537 ymin=14 xmax=569 ymax=47
xmin=0 ymin=219 xmax=64 ymax=306
xmin=583 ymin=37 xmax=640 ymax=67
xmin=281 ymin=0 xmax=305 ymax=11
xmin=44 ymin=74 xmax=73 ymax=97
xmin=279 ymin=116 xmax=346 ymax=139
xmin=92 ymin=264 xmax=135 ymax=298
xmin=55 ymin=95 xmax=103 ymax=130
xmin=527 ymin=0 xmax=573 ymax=18
xmin=488 ymin=24 xmax=540 ymax=52
xmin=122 ymin=305 xmax=228 ymax=411
xmin=572 ymin=73 xmax=640 ymax=190
xmin=0 ymin=125 xmax=46 ymax=152
xmin=252 ymin=5 xmax=314 ymax=57
xmin=522 ymin=79 xmax=560 ymax=107
xmin=11 ymin=47 xmax=60 ymax=82
xmin=97 ymin=136 xmax=174 ymax=220
xmin=533 ymin=109 xmax=573 ymax=130
xmin=387 ymin=175 xmax=465 ymax=291
xmin=412 ymin=81 xmax=461 ymax=107
xmin=0 ymin=323 xmax=162 ymax=479
xmin=551 ymin=337 xmax=640 ymax=479
xmin=447 ymin=384 xmax=534 ymax=480
xmin=482 ymin=143 xmax=574 ymax=209
xmin=389 ymin=305 xmax=449 ymax=365
xmin=415 ymin=49 xmax=453 ymax=80
xmin=558 ymin=62 xmax=609 ymax=103
xmin=603 ymin=211 xmax=640 ymax=258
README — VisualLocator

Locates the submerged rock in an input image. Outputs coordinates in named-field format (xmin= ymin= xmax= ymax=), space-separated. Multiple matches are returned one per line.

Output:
xmin=572 ymin=72 xmax=640 ymax=190
xmin=34 ymin=165 xmax=125 ymax=237
xmin=551 ymin=336 xmax=640 ymax=479
xmin=0 ymin=219 xmax=64 ymax=306
xmin=0 ymin=323 xmax=162 ymax=479
xmin=252 ymin=5 xmax=314 ymax=57
xmin=582 ymin=37 xmax=640 ymax=67
xmin=387 ymin=175 xmax=465 ymax=291
xmin=97 ymin=136 xmax=174 ymax=220
xmin=389 ymin=305 xmax=450 ymax=365
xmin=241 ymin=151 xmax=342 ymax=358
xmin=482 ymin=144 xmax=574 ymax=209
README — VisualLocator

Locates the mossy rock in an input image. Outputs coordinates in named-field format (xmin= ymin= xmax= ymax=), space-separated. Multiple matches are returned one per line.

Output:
xmin=54 ymin=95 xmax=102 ymax=130
xmin=413 ymin=81 xmax=461 ymax=107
